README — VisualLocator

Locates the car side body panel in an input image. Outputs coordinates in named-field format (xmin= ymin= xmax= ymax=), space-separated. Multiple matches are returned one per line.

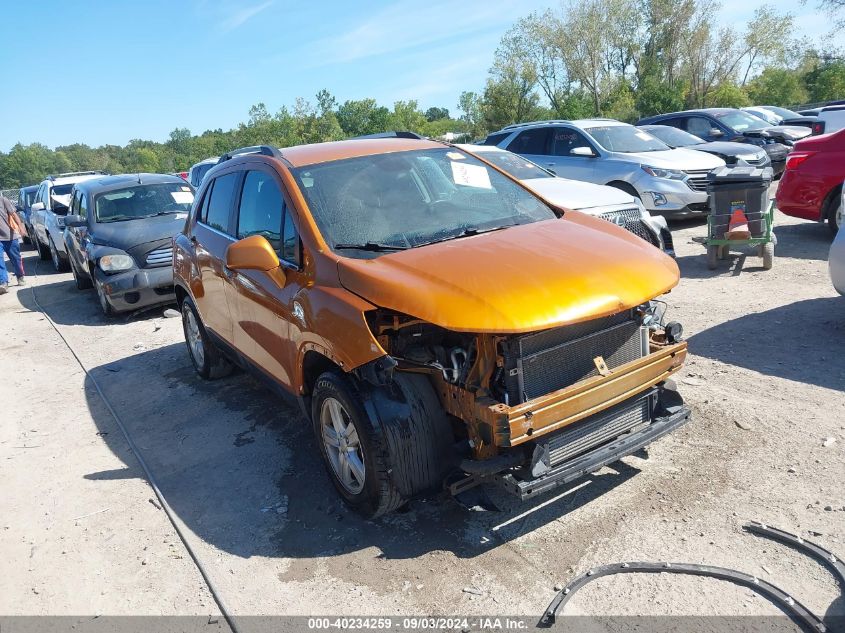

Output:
xmin=776 ymin=129 xmax=845 ymax=222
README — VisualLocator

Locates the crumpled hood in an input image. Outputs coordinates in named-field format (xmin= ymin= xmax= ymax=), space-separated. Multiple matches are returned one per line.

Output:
xmin=337 ymin=214 xmax=680 ymax=334
xmin=522 ymin=177 xmax=635 ymax=212
xmin=91 ymin=213 xmax=187 ymax=252
xmin=620 ymin=147 xmax=725 ymax=170
xmin=748 ymin=126 xmax=812 ymax=142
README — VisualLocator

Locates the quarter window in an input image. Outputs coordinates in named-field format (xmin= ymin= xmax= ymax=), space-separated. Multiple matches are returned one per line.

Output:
xmin=203 ymin=172 xmax=238 ymax=234
xmin=79 ymin=193 xmax=88 ymax=219
xmin=236 ymin=171 xmax=283 ymax=249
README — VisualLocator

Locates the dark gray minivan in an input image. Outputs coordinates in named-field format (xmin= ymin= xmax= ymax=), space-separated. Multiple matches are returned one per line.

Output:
xmin=63 ymin=174 xmax=195 ymax=315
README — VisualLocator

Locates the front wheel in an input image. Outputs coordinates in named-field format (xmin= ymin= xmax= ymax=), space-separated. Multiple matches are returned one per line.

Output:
xmin=94 ymin=277 xmax=116 ymax=317
xmin=311 ymin=371 xmax=454 ymax=518
xmin=48 ymin=237 xmax=68 ymax=272
xmin=829 ymin=196 xmax=842 ymax=235
xmin=707 ymin=245 xmax=719 ymax=270
xmin=762 ymin=242 xmax=774 ymax=270
xmin=36 ymin=236 xmax=50 ymax=260
xmin=70 ymin=256 xmax=93 ymax=290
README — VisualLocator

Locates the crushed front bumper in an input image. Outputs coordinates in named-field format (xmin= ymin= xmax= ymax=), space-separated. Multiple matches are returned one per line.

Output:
xmin=97 ymin=266 xmax=176 ymax=313
xmin=497 ymin=395 xmax=691 ymax=500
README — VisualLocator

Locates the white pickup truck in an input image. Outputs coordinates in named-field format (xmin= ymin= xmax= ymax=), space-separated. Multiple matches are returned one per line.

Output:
xmin=30 ymin=171 xmax=105 ymax=271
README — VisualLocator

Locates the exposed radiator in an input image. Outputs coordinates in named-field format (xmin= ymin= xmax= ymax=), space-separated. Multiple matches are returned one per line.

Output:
xmin=502 ymin=311 xmax=647 ymax=404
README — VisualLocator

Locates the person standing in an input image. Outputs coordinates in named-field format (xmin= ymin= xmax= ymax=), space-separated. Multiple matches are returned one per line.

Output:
xmin=0 ymin=194 xmax=26 ymax=293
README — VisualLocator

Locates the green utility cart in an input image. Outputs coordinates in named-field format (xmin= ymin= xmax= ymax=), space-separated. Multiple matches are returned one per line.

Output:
xmin=705 ymin=165 xmax=775 ymax=270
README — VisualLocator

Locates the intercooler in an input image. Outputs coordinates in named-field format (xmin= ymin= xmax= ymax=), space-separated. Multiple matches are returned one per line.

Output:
xmin=502 ymin=311 xmax=647 ymax=404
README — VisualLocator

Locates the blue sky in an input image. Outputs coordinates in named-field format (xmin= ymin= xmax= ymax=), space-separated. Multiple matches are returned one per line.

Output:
xmin=0 ymin=0 xmax=837 ymax=151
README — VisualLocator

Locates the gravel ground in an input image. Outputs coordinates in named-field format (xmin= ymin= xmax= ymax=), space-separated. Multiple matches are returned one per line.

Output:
xmin=1 ymin=204 xmax=843 ymax=628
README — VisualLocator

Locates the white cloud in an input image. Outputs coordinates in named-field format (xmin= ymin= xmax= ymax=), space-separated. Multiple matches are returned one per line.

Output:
xmin=219 ymin=0 xmax=273 ymax=32
xmin=310 ymin=0 xmax=543 ymax=65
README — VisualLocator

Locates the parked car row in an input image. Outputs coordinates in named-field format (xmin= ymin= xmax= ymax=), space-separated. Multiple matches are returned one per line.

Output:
xmin=482 ymin=118 xmax=725 ymax=218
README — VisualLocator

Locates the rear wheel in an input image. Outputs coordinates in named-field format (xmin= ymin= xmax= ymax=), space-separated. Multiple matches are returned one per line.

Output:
xmin=181 ymin=297 xmax=233 ymax=379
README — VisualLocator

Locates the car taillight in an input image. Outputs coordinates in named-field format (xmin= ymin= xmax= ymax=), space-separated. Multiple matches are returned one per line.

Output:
xmin=785 ymin=151 xmax=816 ymax=170
xmin=811 ymin=122 xmax=825 ymax=135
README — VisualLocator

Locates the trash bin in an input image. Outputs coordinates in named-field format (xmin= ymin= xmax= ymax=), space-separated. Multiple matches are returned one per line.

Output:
xmin=707 ymin=165 xmax=773 ymax=239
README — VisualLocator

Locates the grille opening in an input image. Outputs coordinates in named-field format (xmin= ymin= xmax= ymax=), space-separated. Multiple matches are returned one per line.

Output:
xmin=599 ymin=207 xmax=660 ymax=247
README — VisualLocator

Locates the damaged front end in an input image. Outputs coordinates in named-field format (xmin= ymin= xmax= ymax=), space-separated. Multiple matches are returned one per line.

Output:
xmin=367 ymin=302 xmax=690 ymax=500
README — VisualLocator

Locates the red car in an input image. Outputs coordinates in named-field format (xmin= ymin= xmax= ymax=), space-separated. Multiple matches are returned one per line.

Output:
xmin=776 ymin=129 xmax=845 ymax=234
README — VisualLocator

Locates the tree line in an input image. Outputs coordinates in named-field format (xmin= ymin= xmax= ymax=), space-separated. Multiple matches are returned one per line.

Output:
xmin=1 ymin=0 xmax=843 ymax=189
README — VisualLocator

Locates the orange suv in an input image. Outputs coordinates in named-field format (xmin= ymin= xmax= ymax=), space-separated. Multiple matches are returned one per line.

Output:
xmin=173 ymin=139 xmax=690 ymax=517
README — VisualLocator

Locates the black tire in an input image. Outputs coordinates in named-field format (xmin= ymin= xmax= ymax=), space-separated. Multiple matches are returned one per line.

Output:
xmin=180 ymin=297 xmax=233 ymax=379
xmin=94 ymin=277 xmax=116 ymax=317
xmin=36 ymin=236 xmax=50 ymax=260
xmin=828 ymin=192 xmax=842 ymax=235
xmin=311 ymin=371 xmax=453 ymax=518
xmin=48 ymin=237 xmax=69 ymax=272
xmin=70 ymin=256 xmax=93 ymax=290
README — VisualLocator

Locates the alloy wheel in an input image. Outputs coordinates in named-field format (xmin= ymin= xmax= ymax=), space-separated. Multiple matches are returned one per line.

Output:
xmin=184 ymin=307 xmax=205 ymax=368
xmin=320 ymin=397 xmax=366 ymax=494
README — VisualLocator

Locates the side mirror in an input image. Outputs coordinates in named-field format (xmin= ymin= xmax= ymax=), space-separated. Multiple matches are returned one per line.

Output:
xmin=225 ymin=235 xmax=286 ymax=286
xmin=31 ymin=201 xmax=45 ymax=212
xmin=570 ymin=146 xmax=596 ymax=157
xmin=709 ymin=128 xmax=724 ymax=137
xmin=65 ymin=215 xmax=86 ymax=228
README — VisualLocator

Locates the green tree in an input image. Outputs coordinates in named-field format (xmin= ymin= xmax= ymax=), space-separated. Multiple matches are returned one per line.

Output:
xmin=336 ymin=99 xmax=390 ymax=136
xmin=387 ymin=101 xmax=428 ymax=132
xmin=424 ymin=107 xmax=450 ymax=122
xmin=706 ymin=81 xmax=751 ymax=107
xmin=746 ymin=67 xmax=808 ymax=105
xmin=804 ymin=60 xmax=845 ymax=102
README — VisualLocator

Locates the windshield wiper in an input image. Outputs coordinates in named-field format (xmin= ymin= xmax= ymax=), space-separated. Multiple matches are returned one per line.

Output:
xmin=334 ymin=242 xmax=408 ymax=252
xmin=142 ymin=211 xmax=182 ymax=218
xmin=417 ymin=224 xmax=516 ymax=247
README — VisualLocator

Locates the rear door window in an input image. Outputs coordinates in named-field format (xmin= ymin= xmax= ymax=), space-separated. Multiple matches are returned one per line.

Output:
xmin=507 ymin=128 xmax=551 ymax=155
xmin=203 ymin=172 xmax=239 ymax=234
xmin=552 ymin=127 xmax=594 ymax=156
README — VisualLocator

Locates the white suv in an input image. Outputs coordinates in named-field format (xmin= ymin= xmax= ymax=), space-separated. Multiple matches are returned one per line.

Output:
xmin=483 ymin=119 xmax=725 ymax=218
xmin=30 ymin=171 xmax=106 ymax=270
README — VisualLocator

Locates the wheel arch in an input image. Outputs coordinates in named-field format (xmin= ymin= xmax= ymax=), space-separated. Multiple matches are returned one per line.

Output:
xmin=606 ymin=180 xmax=641 ymax=198
xmin=822 ymin=182 xmax=843 ymax=222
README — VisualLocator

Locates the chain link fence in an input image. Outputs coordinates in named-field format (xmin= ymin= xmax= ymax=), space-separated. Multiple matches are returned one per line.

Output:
xmin=1 ymin=188 xmax=21 ymax=205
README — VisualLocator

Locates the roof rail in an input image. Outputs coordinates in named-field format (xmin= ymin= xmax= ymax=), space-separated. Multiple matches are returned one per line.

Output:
xmin=352 ymin=131 xmax=426 ymax=140
xmin=501 ymin=119 xmax=573 ymax=131
xmin=218 ymin=145 xmax=282 ymax=163
xmin=47 ymin=170 xmax=108 ymax=180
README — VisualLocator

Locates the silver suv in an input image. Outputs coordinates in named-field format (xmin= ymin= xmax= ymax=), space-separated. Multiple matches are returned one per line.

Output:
xmin=483 ymin=119 xmax=725 ymax=218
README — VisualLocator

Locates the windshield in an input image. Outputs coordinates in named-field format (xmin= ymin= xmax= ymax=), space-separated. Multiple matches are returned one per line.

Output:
xmin=293 ymin=148 xmax=556 ymax=258
xmin=95 ymin=182 xmax=194 ymax=223
xmin=713 ymin=110 xmax=769 ymax=132
xmin=52 ymin=184 xmax=75 ymax=196
xmin=475 ymin=150 xmax=553 ymax=180
xmin=764 ymin=106 xmax=801 ymax=119
xmin=643 ymin=126 xmax=705 ymax=148
xmin=585 ymin=126 xmax=669 ymax=153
